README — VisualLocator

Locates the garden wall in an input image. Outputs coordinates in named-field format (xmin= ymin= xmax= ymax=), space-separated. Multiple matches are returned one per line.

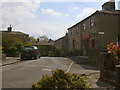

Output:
xmin=87 ymin=48 xmax=102 ymax=67
xmin=100 ymin=52 xmax=120 ymax=88
xmin=1 ymin=54 xmax=6 ymax=60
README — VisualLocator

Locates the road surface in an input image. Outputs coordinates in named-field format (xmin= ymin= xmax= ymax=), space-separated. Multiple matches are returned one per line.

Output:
xmin=2 ymin=57 xmax=100 ymax=88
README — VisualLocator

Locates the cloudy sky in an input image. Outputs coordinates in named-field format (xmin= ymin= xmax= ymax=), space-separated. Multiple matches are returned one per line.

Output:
xmin=1 ymin=0 xmax=119 ymax=40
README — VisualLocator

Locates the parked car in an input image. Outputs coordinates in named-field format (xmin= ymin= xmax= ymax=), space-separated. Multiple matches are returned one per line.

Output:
xmin=20 ymin=46 xmax=41 ymax=60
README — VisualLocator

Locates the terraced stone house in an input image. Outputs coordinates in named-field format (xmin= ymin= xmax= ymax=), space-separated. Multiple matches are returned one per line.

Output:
xmin=54 ymin=0 xmax=120 ymax=64
xmin=54 ymin=34 xmax=68 ymax=51
xmin=67 ymin=0 xmax=120 ymax=56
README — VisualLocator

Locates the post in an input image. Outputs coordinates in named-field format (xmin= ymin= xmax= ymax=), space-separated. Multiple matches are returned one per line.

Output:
xmin=102 ymin=34 xmax=103 ymax=48
xmin=115 ymin=65 xmax=120 ymax=88
xmin=98 ymin=32 xmax=105 ymax=49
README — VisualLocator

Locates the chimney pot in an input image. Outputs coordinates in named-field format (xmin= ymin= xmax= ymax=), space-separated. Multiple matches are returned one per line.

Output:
xmin=7 ymin=25 xmax=12 ymax=32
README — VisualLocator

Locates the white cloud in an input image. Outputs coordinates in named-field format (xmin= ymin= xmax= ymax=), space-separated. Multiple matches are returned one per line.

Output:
xmin=41 ymin=8 xmax=69 ymax=17
xmin=1 ymin=2 xmax=67 ymax=40
xmin=1 ymin=1 xmax=40 ymax=29
xmin=2 ymin=0 xmax=119 ymax=2
xmin=76 ymin=7 xmax=96 ymax=21
xmin=14 ymin=21 xmax=66 ymax=40
xmin=70 ymin=6 xmax=79 ymax=10
xmin=22 ymin=0 xmax=41 ymax=12
xmin=0 ymin=3 xmax=2 ymax=28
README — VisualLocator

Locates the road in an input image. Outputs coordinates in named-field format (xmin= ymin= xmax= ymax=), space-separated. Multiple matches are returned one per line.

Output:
xmin=2 ymin=57 xmax=100 ymax=88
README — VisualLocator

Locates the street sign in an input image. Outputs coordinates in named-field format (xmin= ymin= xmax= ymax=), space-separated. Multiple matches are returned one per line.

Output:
xmin=98 ymin=32 xmax=105 ymax=35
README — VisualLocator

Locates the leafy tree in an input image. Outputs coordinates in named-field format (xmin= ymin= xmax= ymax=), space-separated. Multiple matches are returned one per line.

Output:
xmin=2 ymin=34 xmax=23 ymax=56
xmin=29 ymin=36 xmax=37 ymax=43
xmin=38 ymin=45 xmax=54 ymax=56
xmin=0 ymin=46 xmax=2 ymax=55
xmin=38 ymin=35 xmax=49 ymax=42
xmin=2 ymin=34 xmax=33 ymax=56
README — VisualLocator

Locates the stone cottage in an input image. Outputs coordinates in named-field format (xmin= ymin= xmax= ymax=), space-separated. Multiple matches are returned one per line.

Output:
xmin=1 ymin=25 xmax=29 ymax=42
xmin=54 ymin=0 xmax=120 ymax=65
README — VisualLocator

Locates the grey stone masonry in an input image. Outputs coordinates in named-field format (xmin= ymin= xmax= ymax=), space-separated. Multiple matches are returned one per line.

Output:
xmin=100 ymin=52 xmax=120 ymax=88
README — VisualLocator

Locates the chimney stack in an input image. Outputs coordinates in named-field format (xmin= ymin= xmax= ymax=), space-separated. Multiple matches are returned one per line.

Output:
xmin=102 ymin=0 xmax=115 ymax=11
xmin=7 ymin=25 xmax=12 ymax=32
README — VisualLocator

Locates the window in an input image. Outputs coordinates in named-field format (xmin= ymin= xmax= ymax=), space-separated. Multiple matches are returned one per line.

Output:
xmin=71 ymin=30 xmax=73 ymax=35
xmin=118 ymin=36 xmax=120 ymax=42
xmin=76 ymin=42 xmax=79 ymax=50
xmin=91 ymin=39 xmax=95 ymax=48
xmin=76 ymin=27 xmax=79 ymax=33
xmin=72 ymin=40 xmax=75 ymax=50
xmin=90 ymin=18 xmax=94 ymax=27
xmin=117 ymin=36 xmax=120 ymax=45
xmin=23 ymin=47 xmax=34 ymax=51
xmin=83 ymin=23 xmax=86 ymax=30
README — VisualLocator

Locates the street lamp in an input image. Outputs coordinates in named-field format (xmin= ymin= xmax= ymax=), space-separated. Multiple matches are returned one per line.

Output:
xmin=98 ymin=32 xmax=105 ymax=48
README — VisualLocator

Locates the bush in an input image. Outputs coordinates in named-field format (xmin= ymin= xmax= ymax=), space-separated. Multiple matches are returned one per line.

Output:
xmin=68 ymin=50 xmax=81 ymax=56
xmin=32 ymin=69 xmax=91 ymax=89
xmin=2 ymin=34 xmax=33 ymax=56
xmin=0 ymin=46 xmax=2 ymax=55
xmin=49 ymin=49 xmax=69 ymax=57
xmin=38 ymin=46 xmax=54 ymax=56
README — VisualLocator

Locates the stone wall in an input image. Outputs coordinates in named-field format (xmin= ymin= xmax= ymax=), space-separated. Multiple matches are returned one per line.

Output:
xmin=100 ymin=52 xmax=120 ymax=88
xmin=1 ymin=54 xmax=6 ymax=60
xmin=87 ymin=48 xmax=102 ymax=67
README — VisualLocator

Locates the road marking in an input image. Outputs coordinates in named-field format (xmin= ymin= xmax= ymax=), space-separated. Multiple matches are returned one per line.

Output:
xmin=67 ymin=62 xmax=74 ymax=73
xmin=42 ymin=69 xmax=52 ymax=71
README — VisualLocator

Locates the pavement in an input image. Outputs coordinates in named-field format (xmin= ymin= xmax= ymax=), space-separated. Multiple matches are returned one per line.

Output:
xmin=1 ymin=57 xmax=21 ymax=66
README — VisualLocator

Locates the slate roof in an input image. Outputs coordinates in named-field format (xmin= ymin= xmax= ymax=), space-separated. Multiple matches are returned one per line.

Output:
xmin=67 ymin=10 xmax=120 ymax=30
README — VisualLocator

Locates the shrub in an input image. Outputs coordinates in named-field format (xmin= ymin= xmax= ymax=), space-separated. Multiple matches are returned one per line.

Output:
xmin=49 ymin=49 xmax=69 ymax=57
xmin=68 ymin=50 xmax=81 ymax=56
xmin=38 ymin=46 xmax=54 ymax=56
xmin=0 ymin=46 xmax=2 ymax=55
xmin=32 ymin=69 xmax=91 ymax=89
xmin=2 ymin=34 xmax=33 ymax=56
xmin=107 ymin=42 xmax=120 ymax=58
xmin=107 ymin=42 xmax=120 ymax=64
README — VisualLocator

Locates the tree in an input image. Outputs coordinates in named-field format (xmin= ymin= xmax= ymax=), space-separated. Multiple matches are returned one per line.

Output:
xmin=2 ymin=34 xmax=33 ymax=56
xmin=38 ymin=35 xmax=49 ymax=42
xmin=2 ymin=34 xmax=24 ymax=56
xmin=29 ymin=36 xmax=37 ymax=43
xmin=0 ymin=45 xmax=2 ymax=55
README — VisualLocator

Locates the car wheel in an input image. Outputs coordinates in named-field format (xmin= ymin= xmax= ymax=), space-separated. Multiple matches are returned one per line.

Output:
xmin=34 ymin=56 xmax=38 ymax=60
xmin=21 ymin=57 xmax=24 ymax=60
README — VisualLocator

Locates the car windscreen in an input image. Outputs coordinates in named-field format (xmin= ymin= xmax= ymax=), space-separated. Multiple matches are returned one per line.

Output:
xmin=22 ymin=47 xmax=35 ymax=51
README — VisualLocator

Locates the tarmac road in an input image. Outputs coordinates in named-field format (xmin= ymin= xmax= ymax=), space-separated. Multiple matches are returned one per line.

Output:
xmin=2 ymin=57 xmax=100 ymax=88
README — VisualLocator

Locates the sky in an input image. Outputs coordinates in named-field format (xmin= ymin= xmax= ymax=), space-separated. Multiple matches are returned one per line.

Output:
xmin=0 ymin=0 xmax=120 ymax=40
